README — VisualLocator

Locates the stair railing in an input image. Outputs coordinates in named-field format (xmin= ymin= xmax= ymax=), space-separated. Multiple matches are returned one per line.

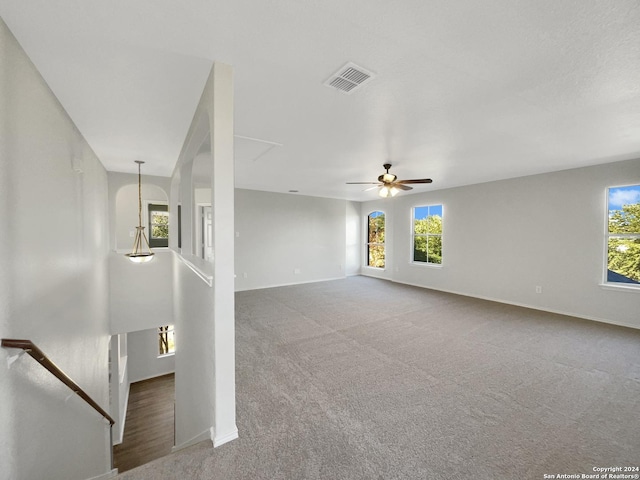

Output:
xmin=1 ymin=338 xmax=115 ymax=468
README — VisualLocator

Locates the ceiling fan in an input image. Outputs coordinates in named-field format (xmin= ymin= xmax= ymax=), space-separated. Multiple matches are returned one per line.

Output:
xmin=346 ymin=163 xmax=433 ymax=197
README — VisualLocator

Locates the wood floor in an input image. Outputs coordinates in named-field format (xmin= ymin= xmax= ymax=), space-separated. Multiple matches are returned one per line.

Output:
xmin=113 ymin=373 xmax=175 ymax=473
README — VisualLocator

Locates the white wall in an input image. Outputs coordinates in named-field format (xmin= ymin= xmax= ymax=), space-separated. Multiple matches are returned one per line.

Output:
xmin=127 ymin=328 xmax=175 ymax=383
xmin=234 ymin=189 xmax=347 ymax=291
xmin=108 ymin=172 xmax=174 ymax=334
xmin=108 ymin=171 xmax=171 ymax=253
xmin=173 ymin=256 xmax=216 ymax=447
xmin=109 ymin=250 xmax=174 ymax=334
xmin=109 ymin=334 xmax=130 ymax=445
xmin=0 ymin=18 xmax=112 ymax=480
xmin=361 ymin=158 xmax=640 ymax=328
xmin=345 ymin=201 xmax=361 ymax=276
xmin=171 ymin=63 xmax=237 ymax=450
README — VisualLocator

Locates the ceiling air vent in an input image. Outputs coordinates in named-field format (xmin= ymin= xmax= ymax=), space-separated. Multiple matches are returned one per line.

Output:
xmin=324 ymin=62 xmax=375 ymax=94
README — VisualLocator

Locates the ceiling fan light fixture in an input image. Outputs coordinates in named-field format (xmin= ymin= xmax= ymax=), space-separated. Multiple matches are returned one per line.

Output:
xmin=347 ymin=163 xmax=432 ymax=198
xmin=382 ymin=173 xmax=396 ymax=183
xmin=379 ymin=185 xmax=399 ymax=198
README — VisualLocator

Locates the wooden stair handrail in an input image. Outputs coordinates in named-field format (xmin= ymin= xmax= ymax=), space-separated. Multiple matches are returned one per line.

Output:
xmin=2 ymin=338 xmax=115 ymax=426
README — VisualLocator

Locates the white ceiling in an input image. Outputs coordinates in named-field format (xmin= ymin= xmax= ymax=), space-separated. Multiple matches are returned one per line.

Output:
xmin=2 ymin=1 xmax=640 ymax=201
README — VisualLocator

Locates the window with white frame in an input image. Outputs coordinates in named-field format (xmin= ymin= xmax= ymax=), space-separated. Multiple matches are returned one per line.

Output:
xmin=412 ymin=205 xmax=443 ymax=265
xmin=148 ymin=203 xmax=169 ymax=248
xmin=606 ymin=185 xmax=640 ymax=286
xmin=367 ymin=211 xmax=385 ymax=268
xmin=158 ymin=325 xmax=175 ymax=355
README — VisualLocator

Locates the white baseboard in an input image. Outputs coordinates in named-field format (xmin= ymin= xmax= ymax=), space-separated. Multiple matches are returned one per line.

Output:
xmin=113 ymin=382 xmax=130 ymax=446
xmin=86 ymin=468 xmax=118 ymax=480
xmin=172 ymin=428 xmax=213 ymax=453
xmin=213 ymin=426 xmax=239 ymax=447
xmin=386 ymin=277 xmax=640 ymax=331
xmin=234 ymin=275 xmax=346 ymax=292
xmin=129 ymin=370 xmax=176 ymax=384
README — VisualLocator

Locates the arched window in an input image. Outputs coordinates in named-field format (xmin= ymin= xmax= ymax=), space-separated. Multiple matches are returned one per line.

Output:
xmin=367 ymin=211 xmax=385 ymax=268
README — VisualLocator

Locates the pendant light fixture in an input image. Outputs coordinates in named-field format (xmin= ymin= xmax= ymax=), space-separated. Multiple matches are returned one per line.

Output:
xmin=125 ymin=160 xmax=154 ymax=263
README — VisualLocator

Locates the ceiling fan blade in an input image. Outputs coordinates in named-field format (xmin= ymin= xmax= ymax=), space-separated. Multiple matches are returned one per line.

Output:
xmin=348 ymin=163 xmax=432 ymax=195
xmin=396 ymin=178 xmax=433 ymax=184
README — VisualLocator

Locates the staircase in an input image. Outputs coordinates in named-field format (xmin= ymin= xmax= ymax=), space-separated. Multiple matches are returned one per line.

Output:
xmin=115 ymin=440 xmax=213 ymax=479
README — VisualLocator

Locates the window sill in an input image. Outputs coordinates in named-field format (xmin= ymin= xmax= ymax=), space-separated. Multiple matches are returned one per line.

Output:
xmin=157 ymin=352 xmax=175 ymax=359
xmin=599 ymin=283 xmax=640 ymax=293
xmin=410 ymin=262 xmax=443 ymax=268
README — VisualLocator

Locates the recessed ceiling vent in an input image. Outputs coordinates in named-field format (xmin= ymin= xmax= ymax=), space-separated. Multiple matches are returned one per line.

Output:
xmin=324 ymin=62 xmax=375 ymax=94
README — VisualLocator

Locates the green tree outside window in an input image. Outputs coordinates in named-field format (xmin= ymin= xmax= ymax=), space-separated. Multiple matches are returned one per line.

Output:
xmin=607 ymin=186 xmax=640 ymax=284
xmin=148 ymin=203 xmax=169 ymax=248
xmin=413 ymin=205 xmax=443 ymax=264
xmin=367 ymin=211 xmax=385 ymax=268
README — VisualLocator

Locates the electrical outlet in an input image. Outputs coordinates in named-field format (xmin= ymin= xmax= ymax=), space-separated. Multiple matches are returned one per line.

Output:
xmin=535 ymin=286 xmax=542 ymax=294
xmin=294 ymin=268 xmax=301 ymax=274
xmin=243 ymin=272 xmax=248 ymax=279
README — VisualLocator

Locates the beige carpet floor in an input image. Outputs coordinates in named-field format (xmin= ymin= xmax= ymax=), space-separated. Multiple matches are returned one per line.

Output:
xmin=118 ymin=276 xmax=640 ymax=480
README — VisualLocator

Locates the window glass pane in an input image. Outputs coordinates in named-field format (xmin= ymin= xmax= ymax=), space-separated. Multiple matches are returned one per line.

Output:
xmin=368 ymin=244 xmax=385 ymax=268
xmin=413 ymin=236 xmax=427 ymax=262
xmin=426 ymin=210 xmax=442 ymax=234
xmin=158 ymin=325 xmax=175 ymax=355
xmin=151 ymin=211 xmax=169 ymax=239
xmin=414 ymin=205 xmax=443 ymax=234
xmin=607 ymin=185 xmax=640 ymax=285
xmin=414 ymin=235 xmax=442 ymax=263
xmin=368 ymin=211 xmax=385 ymax=243
xmin=608 ymin=185 xmax=640 ymax=234
xmin=428 ymin=204 xmax=443 ymax=218
xmin=367 ymin=211 xmax=385 ymax=268
xmin=607 ymin=237 xmax=640 ymax=284
xmin=148 ymin=203 xmax=169 ymax=247
xmin=429 ymin=236 xmax=443 ymax=264
xmin=413 ymin=206 xmax=429 ymax=231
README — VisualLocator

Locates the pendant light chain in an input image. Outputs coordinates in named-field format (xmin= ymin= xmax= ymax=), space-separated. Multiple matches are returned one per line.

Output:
xmin=125 ymin=160 xmax=155 ymax=263
xmin=137 ymin=160 xmax=143 ymax=228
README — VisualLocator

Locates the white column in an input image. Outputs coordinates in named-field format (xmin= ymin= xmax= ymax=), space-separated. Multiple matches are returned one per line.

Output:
xmin=208 ymin=62 xmax=238 ymax=446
